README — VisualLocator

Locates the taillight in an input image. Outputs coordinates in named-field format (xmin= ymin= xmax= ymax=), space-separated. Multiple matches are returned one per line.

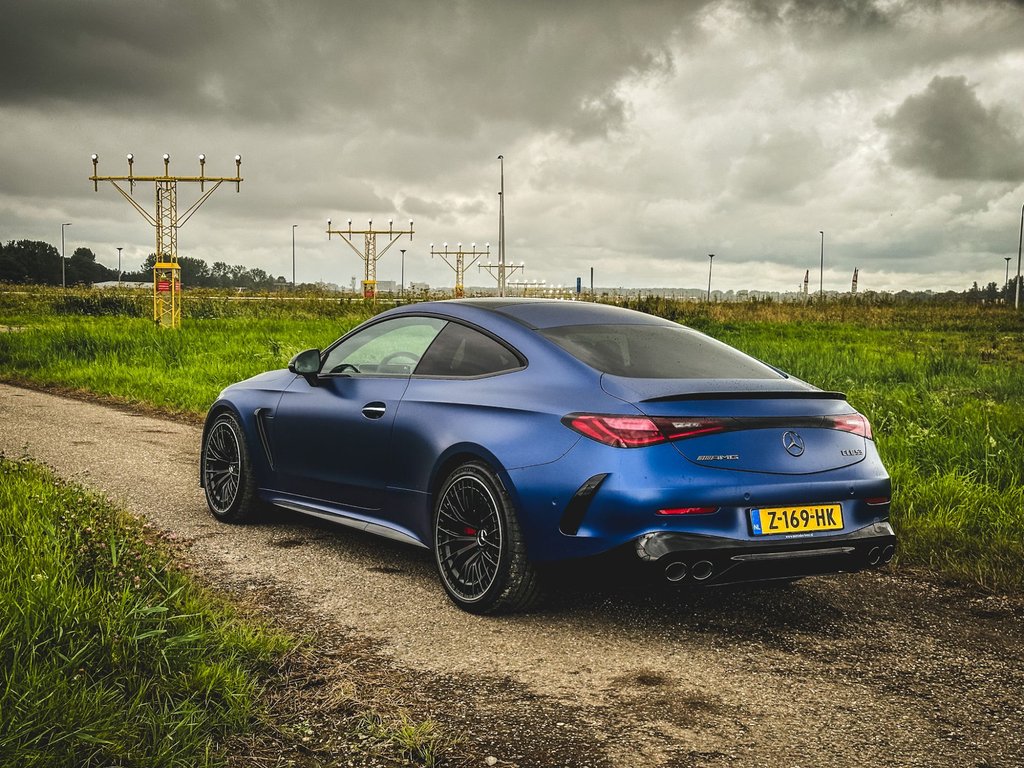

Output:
xmin=828 ymin=414 xmax=873 ymax=440
xmin=562 ymin=414 xmax=727 ymax=448
xmin=562 ymin=414 xmax=665 ymax=448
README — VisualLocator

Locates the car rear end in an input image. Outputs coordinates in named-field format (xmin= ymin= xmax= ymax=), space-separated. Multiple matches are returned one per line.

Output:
xmin=527 ymin=318 xmax=896 ymax=586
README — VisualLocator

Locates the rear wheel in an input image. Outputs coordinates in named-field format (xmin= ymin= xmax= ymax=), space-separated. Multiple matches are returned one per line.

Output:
xmin=433 ymin=461 xmax=541 ymax=614
xmin=202 ymin=412 xmax=262 ymax=524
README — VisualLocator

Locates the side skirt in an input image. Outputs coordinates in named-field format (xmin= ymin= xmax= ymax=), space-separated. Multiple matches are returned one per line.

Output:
xmin=263 ymin=492 xmax=429 ymax=549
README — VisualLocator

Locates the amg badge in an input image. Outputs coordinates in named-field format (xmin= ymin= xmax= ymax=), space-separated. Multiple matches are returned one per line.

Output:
xmin=696 ymin=454 xmax=740 ymax=461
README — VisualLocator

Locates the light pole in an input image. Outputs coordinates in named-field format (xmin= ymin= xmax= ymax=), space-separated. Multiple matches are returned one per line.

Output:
xmin=707 ymin=253 xmax=714 ymax=302
xmin=400 ymin=248 xmax=406 ymax=297
xmin=60 ymin=222 xmax=72 ymax=288
xmin=117 ymin=247 xmax=123 ymax=287
xmin=1016 ymin=203 xmax=1023 ymax=311
xmin=1005 ymin=256 xmax=1012 ymax=291
xmin=292 ymin=224 xmax=297 ymax=287
xmin=819 ymin=230 xmax=824 ymax=298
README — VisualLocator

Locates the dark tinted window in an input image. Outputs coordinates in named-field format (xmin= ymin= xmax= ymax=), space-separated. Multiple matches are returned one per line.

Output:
xmin=415 ymin=322 xmax=523 ymax=377
xmin=540 ymin=324 xmax=782 ymax=379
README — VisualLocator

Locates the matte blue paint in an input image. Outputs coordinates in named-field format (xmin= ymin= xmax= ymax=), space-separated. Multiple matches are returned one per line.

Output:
xmin=203 ymin=299 xmax=893 ymax=575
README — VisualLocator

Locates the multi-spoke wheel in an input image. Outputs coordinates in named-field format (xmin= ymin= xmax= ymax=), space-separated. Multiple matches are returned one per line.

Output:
xmin=433 ymin=461 xmax=541 ymax=614
xmin=202 ymin=412 xmax=261 ymax=523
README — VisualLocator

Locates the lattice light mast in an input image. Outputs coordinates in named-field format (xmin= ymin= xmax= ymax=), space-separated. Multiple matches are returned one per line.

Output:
xmin=327 ymin=217 xmax=413 ymax=299
xmin=479 ymin=257 xmax=524 ymax=293
xmin=430 ymin=242 xmax=489 ymax=298
xmin=90 ymin=152 xmax=242 ymax=328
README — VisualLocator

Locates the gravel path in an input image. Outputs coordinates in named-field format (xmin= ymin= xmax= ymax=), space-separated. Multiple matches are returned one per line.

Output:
xmin=2 ymin=382 xmax=1022 ymax=767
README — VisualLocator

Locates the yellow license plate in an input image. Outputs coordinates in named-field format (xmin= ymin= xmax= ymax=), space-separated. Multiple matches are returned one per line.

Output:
xmin=750 ymin=504 xmax=843 ymax=535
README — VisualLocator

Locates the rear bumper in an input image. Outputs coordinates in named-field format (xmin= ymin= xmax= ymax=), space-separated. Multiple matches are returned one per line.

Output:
xmin=634 ymin=522 xmax=896 ymax=585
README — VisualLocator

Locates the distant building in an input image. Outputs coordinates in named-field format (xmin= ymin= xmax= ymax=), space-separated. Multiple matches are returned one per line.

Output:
xmin=409 ymin=281 xmax=430 ymax=292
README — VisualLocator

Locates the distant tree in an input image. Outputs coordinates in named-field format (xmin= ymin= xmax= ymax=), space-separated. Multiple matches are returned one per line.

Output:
xmin=0 ymin=240 xmax=62 ymax=284
xmin=176 ymin=256 xmax=211 ymax=287
xmin=66 ymin=247 xmax=116 ymax=285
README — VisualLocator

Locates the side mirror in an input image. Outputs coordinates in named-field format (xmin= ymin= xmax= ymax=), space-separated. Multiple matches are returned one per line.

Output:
xmin=288 ymin=348 xmax=321 ymax=386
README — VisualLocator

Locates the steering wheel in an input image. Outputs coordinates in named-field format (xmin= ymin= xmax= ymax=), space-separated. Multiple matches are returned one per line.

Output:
xmin=379 ymin=351 xmax=421 ymax=366
xmin=329 ymin=362 xmax=360 ymax=374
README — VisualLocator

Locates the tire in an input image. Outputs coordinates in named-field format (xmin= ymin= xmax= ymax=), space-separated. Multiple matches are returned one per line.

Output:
xmin=201 ymin=411 xmax=263 ymax=524
xmin=432 ymin=461 xmax=542 ymax=614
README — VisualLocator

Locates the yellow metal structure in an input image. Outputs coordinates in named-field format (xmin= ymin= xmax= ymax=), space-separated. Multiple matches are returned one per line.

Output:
xmin=431 ymin=242 xmax=489 ymax=297
xmin=90 ymin=153 xmax=243 ymax=328
xmin=153 ymin=261 xmax=181 ymax=327
xmin=327 ymin=218 xmax=413 ymax=300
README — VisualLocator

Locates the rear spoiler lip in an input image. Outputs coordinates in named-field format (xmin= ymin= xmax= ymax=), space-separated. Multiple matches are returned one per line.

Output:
xmin=641 ymin=390 xmax=848 ymax=403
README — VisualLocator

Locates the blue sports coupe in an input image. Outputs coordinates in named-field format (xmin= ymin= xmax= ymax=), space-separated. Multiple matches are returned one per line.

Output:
xmin=200 ymin=299 xmax=896 ymax=613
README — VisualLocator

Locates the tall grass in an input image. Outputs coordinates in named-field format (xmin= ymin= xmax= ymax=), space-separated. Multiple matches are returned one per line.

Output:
xmin=0 ymin=458 xmax=292 ymax=767
xmin=2 ymin=288 xmax=1023 ymax=592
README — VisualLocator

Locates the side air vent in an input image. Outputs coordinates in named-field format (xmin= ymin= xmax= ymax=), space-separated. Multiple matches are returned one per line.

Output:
xmin=559 ymin=473 xmax=609 ymax=535
xmin=253 ymin=408 xmax=274 ymax=470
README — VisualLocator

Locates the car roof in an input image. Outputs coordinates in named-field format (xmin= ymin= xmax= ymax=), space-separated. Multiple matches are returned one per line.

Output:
xmin=418 ymin=298 xmax=677 ymax=330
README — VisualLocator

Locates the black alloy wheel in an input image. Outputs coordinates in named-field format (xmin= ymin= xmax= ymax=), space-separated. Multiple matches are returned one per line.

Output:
xmin=433 ymin=461 xmax=541 ymax=614
xmin=202 ymin=412 xmax=261 ymax=523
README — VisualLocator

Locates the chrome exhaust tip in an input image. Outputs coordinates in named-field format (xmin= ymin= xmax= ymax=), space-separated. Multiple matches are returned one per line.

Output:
xmin=691 ymin=560 xmax=714 ymax=581
xmin=881 ymin=544 xmax=895 ymax=563
xmin=664 ymin=561 xmax=688 ymax=582
xmin=868 ymin=547 xmax=881 ymax=566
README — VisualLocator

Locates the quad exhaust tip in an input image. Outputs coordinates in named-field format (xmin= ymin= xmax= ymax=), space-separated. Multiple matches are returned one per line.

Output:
xmin=664 ymin=561 xmax=688 ymax=582
xmin=881 ymin=544 xmax=895 ymax=563
xmin=868 ymin=547 xmax=881 ymax=566
xmin=691 ymin=560 xmax=714 ymax=581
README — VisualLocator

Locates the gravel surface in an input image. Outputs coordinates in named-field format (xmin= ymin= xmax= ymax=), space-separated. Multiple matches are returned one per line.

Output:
xmin=2 ymin=382 xmax=1022 ymax=767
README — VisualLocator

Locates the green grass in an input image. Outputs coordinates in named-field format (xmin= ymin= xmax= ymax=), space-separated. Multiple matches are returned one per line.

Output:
xmin=2 ymin=288 xmax=1023 ymax=592
xmin=0 ymin=458 xmax=456 ymax=767
xmin=0 ymin=457 xmax=292 ymax=767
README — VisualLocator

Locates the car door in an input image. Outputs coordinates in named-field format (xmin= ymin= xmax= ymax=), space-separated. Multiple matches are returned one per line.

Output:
xmin=273 ymin=315 xmax=447 ymax=511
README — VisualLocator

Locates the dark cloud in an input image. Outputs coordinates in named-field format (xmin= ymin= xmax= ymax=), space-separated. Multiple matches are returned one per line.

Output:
xmin=740 ymin=0 xmax=895 ymax=30
xmin=878 ymin=75 xmax=1024 ymax=181
xmin=1 ymin=0 xmax=688 ymax=139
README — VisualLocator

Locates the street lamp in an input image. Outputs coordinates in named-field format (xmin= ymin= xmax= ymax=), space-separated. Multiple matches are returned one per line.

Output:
xmin=400 ymin=248 xmax=406 ymax=297
xmin=1016 ymin=203 xmax=1023 ymax=311
xmin=819 ymin=231 xmax=824 ymax=298
xmin=292 ymin=224 xmax=298 ymax=287
xmin=60 ymin=222 xmax=72 ymax=288
xmin=1005 ymin=256 xmax=1012 ymax=291
xmin=117 ymin=247 xmax=123 ymax=287
xmin=707 ymin=253 xmax=714 ymax=302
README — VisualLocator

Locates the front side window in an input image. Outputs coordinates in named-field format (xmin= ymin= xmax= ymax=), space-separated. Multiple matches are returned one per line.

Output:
xmin=415 ymin=322 xmax=523 ymax=377
xmin=322 ymin=316 xmax=447 ymax=376
xmin=540 ymin=324 xmax=783 ymax=379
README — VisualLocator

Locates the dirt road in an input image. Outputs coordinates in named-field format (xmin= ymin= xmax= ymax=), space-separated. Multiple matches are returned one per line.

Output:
xmin=2 ymin=382 xmax=1022 ymax=767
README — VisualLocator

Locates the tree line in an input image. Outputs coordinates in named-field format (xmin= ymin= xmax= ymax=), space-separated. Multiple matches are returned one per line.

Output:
xmin=0 ymin=240 xmax=287 ymax=289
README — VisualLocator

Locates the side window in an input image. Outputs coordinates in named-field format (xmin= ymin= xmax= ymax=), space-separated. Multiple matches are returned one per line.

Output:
xmin=415 ymin=322 xmax=523 ymax=377
xmin=322 ymin=316 xmax=447 ymax=376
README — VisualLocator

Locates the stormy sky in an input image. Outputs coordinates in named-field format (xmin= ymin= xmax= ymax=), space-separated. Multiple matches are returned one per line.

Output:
xmin=2 ymin=0 xmax=1024 ymax=293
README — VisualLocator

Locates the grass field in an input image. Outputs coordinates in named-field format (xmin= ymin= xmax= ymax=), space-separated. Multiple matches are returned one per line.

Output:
xmin=0 ymin=458 xmax=454 ymax=767
xmin=0 ymin=458 xmax=291 ymax=767
xmin=2 ymin=287 xmax=1022 ymax=592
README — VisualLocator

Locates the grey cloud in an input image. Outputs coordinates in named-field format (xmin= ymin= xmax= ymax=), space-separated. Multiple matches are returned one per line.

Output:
xmin=726 ymin=128 xmax=827 ymax=200
xmin=2 ymin=0 xmax=689 ymax=139
xmin=878 ymin=75 xmax=1024 ymax=181
xmin=740 ymin=0 xmax=894 ymax=30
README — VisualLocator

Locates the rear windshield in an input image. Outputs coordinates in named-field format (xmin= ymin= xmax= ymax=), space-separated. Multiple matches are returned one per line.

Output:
xmin=540 ymin=323 xmax=783 ymax=379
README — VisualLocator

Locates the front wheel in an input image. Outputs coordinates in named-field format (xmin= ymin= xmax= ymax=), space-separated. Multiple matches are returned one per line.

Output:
xmin=201 ymin=412 xmax=262 ymax=524
xmin=433 ymin=461 xmax=541 ymax=614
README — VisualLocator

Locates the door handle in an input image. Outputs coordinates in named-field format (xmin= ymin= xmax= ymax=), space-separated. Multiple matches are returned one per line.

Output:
xmin=362 ymin=402 xmax=387 ymax=420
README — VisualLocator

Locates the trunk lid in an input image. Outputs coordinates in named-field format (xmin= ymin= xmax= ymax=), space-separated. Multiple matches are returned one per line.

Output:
xmin=601 ymin=374 xmax=868 ymax=475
